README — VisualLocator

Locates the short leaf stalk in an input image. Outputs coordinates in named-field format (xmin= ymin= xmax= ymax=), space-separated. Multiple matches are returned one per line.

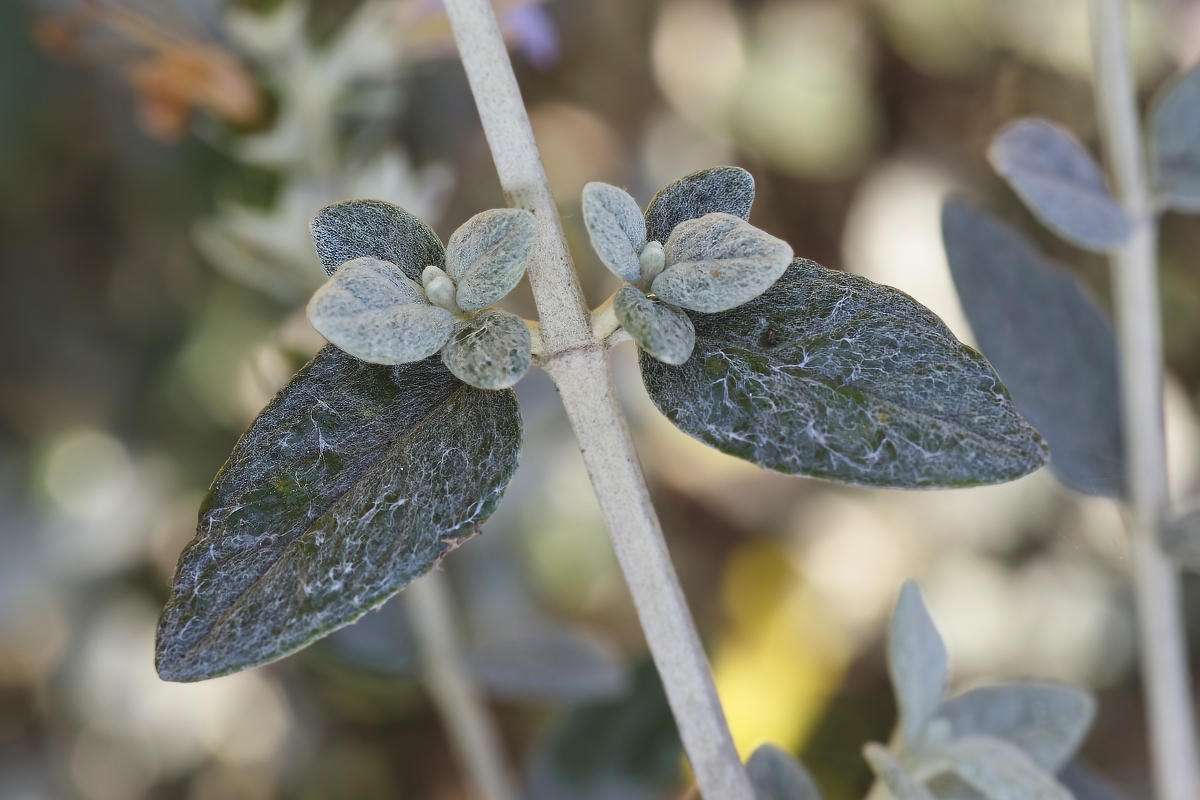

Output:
xmin=441 ymin=0 xmax=755 ymax=797
xmin=1088 ymin=3 xmax=1200 ymax=800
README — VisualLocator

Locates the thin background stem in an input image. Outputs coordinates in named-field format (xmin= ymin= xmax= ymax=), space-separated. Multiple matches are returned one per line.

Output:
xmin=1087 ymin=3 xmax=1200 ymax=800
xmin=439 ymin=1 xmax=755 ymax=797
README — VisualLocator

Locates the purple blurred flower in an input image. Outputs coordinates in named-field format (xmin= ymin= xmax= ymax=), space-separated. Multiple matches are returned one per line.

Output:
xmin=500 ymin=3 xmax=559 ymax=69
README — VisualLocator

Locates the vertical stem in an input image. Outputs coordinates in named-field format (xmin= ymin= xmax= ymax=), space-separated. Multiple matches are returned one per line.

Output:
xmin=1087 ymin=4 xmax=1200 ymax=800
xmin=407 ymin=571 xmax=520 ymax=800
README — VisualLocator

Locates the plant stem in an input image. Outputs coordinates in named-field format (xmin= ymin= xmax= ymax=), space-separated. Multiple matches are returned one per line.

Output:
xmin=440 ymin=2 xmax=754 ymax=798
xmin=1087 ymin=4 xmax=1200 ymax=800
xmin=407 ymin=571 xmax=520 ymax=800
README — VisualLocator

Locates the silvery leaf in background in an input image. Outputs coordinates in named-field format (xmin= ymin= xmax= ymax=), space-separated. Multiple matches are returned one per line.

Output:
xmin=1058 ymin=762 xmax=1132 ymax=800
xmin=935 ymin=737 xmax=1074 ymax=800
xmin=863 ymin=744 xmax=938 ymax=800
xmin=321 ymin=594 xmax=420 ymax=678
xmin=939 ymin=684 xmax=1096 ymax=773
xmin=644 ymin=166 xmax=755 ymax=244
xmin=1162 ymin=504 xmax=1200 ymax=569
xmin=942 ymin=202 xmax=1124 ymax=498
xmin=1151 ymin=61 xmax=1200 ymax=211
xmin=747 ymin=744 xmax=824 ymax=800
xmin=446 ymin=208 xmax=537 ymax=311
xmin=308 ymin=257 xmax=455 ymax=364
xmin=653 ymin=212 xmax=794 ymax=313
xmin=465 ymin=628 xmax=629 ymax=703
xmin=613 ymin=287 xmax=695 ymax=365
xmin=310 ymin=199 xmax=446 ymax=280
xmin=890 ymin=580 xmax=949 ymax=748
xmin=583 ymin=182 xmax=648 ymax=282
xmin=640 ymin=260 xmax=1048 ymax=488
xmin=156 ymin=348 xmax=522 ymax=681
xmin=988 ymin=119 xmax=1131 ymax=252
xmin=442 ymin=309 xmax=533 ymax=390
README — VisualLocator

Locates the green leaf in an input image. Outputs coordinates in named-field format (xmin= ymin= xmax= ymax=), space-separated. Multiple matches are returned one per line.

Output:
xmin=988 ymin=119 xmax=1130 ymax=252
xmin=445 ymin=208 xmax=536 ymax=311
xmin=639 ymin=259 xmax=1048 ymax=488
xmin=584 ymin=182 xmax=648 ymax=282
xmin=1151 ymin=61 xmax=1200 ymax=211
xmin=644 ymin=166 xmax=755 ymax=245
xmin=938 ymin=737 xmax=1073 ymax=800
xmin=310 ymin=199 xmax=445 ymax=280
xmin=614 ymin=286 xmax=695 ymax=365
xmin=441 ymin=309 xmax=533 ymax=390
xmin=155 ymin=347 xmax=522 ymax=682
xmin=1163 ymin=504 xmax=1200 ymax=569
xmin=748 ymin=744 xmax=824 ymax=800
xmin=940 ymin=684 xmax=1095 ymax=773
xmin=890 ymin=581 xmax=949 ymax=748
xmin=863 ymin=744 xmax=937 ymax=800
xmin=942 ymin=202 xmax=1124 ymax=498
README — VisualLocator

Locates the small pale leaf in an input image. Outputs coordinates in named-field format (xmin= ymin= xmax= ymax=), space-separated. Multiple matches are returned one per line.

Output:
xmin=988 ymin=119 xmax=1131 ymax=252
xmin=583 ymin=182 xmax=647 ymax=282
xmin=441 ymin=309 xmax=532 ymax=390
xmin=941 ymin=737 xmax=1074 ymax=800
xmin=890 ymin=581 xmax=949 ymax=747
xmin=640 ymin=260 xmax=1048 ymax=488
xmin=747 ymin=744 xmax=823 ymax=800
xmin=653 ymin=213 xmax=793 ymax=312
xmin=943 ymin=202 xmax=1124 ymax=497
xmin=465 ymin=628 xmax=630 ymax=703
xmin=644 ymin=165 xmax=755 ymax=244
xmin=940 ymin=684 xmax=1096 ymax=772
xmin=311 ymin=199 xmax=445 ymax=279
xmin=446 ymin=208 xmax=536 ymax=310
xmin=155 ymin=347 xmax=522 ymax=681
xmin=614 ymin=286 xmax=695 ymax=365
xmin=1151 ymin=62 xmax=1200 ymax=210
xmin=1163 ymin=505 xmax=1200 ymax=569
xmin=863 ymin=744 xmax=937 ymax=800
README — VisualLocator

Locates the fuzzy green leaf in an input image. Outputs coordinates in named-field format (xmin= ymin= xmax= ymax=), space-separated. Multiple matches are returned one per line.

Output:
xmin=644 ymin=166 xmax=755 ymax=245
xmin=864 ymin=744 xmax=937 ymax=800
xmin=156 ymin=347 xmax=522 ymax=682
xmin=614 ymin=286 xmax=695 ymax=365
xmin=1151 ymin=61 xmax=1200 ymax=211
xmin=584 ymin=182 xmax=647 ymax=282
xmin=310 ymin=199 xmax=445 ymax=280
xmin=640 ymin=260 xmax=1048 ymax=488
xmin=748 ymin=745 xmax=824 ymax=800
xmin=938 ymin=737 xmax=1073 ymax=800
xmin=446 ymin=208 xmax=536 ymax=311
xmin=441 ymin=309 xmax=532 ymax=390
xmin=988 ymin=119 xmax=1130 ymax=252
xmin=890 ymin=581 xmax=949 ymax=747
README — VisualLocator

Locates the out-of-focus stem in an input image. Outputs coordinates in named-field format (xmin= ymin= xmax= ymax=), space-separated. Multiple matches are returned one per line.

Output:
xmin=1087 ymin=3 xmax=1200 ymax=800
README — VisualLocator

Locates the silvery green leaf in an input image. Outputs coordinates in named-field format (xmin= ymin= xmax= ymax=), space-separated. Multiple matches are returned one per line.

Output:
xmin=988 ymin=119 xmax=1131 ymax=252
xmin=653 ymin=213 xmax=794 ymax=313
xmin=311 ymin=199 xmax=445 ymax=280
xmin=940 ymin=684 xmax=1096 ymax=772
xmin=644 ymin=165 xmax=755 ymax=244
xmin=308 ymin=257 xmax=455 ymax=365
xmin=1151 ymin=62 xmax=1200 ymax=211
xmin=441 ymin=309 xmax=532 ymax=390
xmin=1058 ymin=762 xmax=1130 ymax=800
xmin=747 ymin=744 xmax=823 ymax=800
xmin=465 ymin=628 xmax=630 ymax=702
xmin=939 ymin=737 xmax=1074 ymax=800
xmin=583 ymin=182 xmax=648 ymax=282
xmin=1163 ymin=505 xmax=1200 ymax=569
xmin=155 ymin=347 xmax=521 ymax=681
xmin=890 ymin=581 xmax=949 ymax=748
xmin=863 ymin=744 xmax=937 ymax=800
xmin=928 ymin=775 xmax=988 ymax=800
xmin=614 ymin=286 xmax=695 ymax=365
xmin=942 ymin=202 xmax=1124 ymax=498
xmin=640 ymin=260 xmax=1048 ymax=488
xmin=445 ymin=208 xmax=536 ymax=311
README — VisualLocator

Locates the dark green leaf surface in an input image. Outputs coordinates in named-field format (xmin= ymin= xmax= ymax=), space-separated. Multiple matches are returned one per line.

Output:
xmin=310 ymin=199 xmax=445 ymax=280
xmin=640 ymin=260 xmax=1048 ymax=488
xmin=1151 ymin=62 xmax=1200 ymax=211
xmin=644 ymin=166 xmax=754 ymax=245
xmin=942 ymin=202 xmax=1124 ymax=497
xmin=156 ymin=346 xmax=521 ymax=681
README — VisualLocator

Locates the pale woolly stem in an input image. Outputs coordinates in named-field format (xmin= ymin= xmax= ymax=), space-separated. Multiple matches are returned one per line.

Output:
xmin=406 ymin=571 xmax=520 ymax=800
xmin=441 ymin=1 xmax=754 ymax=798
xmin=1087 ymin=3 xmax=1200 ymax=800
xmin=591 ymin=293 xmax=621 ymax=341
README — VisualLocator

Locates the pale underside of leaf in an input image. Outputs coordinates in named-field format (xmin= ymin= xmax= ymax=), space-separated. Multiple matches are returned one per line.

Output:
xmin=942 ymin=202 xmax=1124 ymax=498
xmin=613 ymin=286 xmax=695 ymax=365
xmin=445 ymin=208 xmax=536 ymax=310
xmin=644 ymin=165 xmax=755 ymax=245
xmin=441 ymin=309 xmax=532 ymax=390
xmin=156 ymin=347 xmax=521 ymax=681
xmin=654 ymin=212 xmax=793 ymax=313
xmin=890 ymin=581 xmax=949 ymax=747
xmin=939 ymin=683 xmax=1096 ymax=773
xmin=310 ymin=199 xmax=445 ymax=280
xmin=1151 ymin=61 xmax=1200 ymax=211
xmin=640 ymin=259 xmax=1049 ymax=488
xmin=864 ymin=744 xmax=937 ymax=800
xmin=583 ymin=181 xmax=647 ymax=282
xmin=747 ymin=744 xmax=824 ymax=800
xmin=988 ymin=119 xmax=1131 ymax=252
xmin=934 ymin=737 xmax=1074 ymax=800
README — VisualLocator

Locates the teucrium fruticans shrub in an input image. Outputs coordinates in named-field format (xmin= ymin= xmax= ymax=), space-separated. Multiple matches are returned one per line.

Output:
xmin=156 ymin=166 xmax=1048 ymax=681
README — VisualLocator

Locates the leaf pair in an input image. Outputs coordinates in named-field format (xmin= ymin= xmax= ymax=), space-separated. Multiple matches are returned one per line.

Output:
xmin=308 ymin=202 xmax=535 ymax=390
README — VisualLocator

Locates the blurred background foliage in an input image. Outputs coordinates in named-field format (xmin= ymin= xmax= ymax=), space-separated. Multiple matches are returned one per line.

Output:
xmin=2 ymin=0 xmax=1200 ymax=798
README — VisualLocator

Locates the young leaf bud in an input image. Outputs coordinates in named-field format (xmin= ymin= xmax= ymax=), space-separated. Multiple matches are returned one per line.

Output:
xmin=422 ymin=265 xmax=460 ymax=314
xmin=638 ymin=240 xmax=665 ymax=285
